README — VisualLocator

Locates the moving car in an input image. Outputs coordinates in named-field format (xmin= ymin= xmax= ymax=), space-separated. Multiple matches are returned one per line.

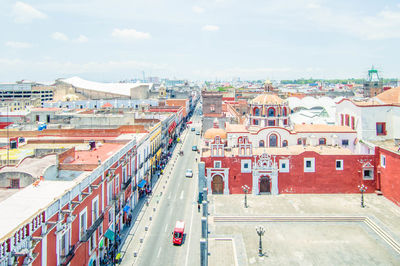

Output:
xmin=196 ymin=131 xmax=200 ymax=135
xmin=191 ymin=127 xmax=195 ymax=131
xmin=185 ymin=169 xmax=193 ymax=178
xmin=173 ymin=221 xmax=185 ymax=245
xmin=192 ymin=145 xmax=197 ymax=151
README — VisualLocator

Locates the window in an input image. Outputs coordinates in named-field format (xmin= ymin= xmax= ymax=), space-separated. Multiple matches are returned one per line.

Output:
xmin=376 ymin=122 xmax=386 ymax=136
xmin=269 ymin=134 xmax=277 ymax=147
xmin=319 ymin=138 xmax=326 ymax=145
xmin=304 ymin=158 xmax=315 ymax=172
xmin=89 ymin=233 xmax=96 ymax=253
xmin=254 ymin=119 xmax=259 ymax=125
xmin=279 ymin=159 xmax=289 ymax=173
xmin=214 ymin=161 xmax=221 ymax=168
xmin=342 ymin=139 xmax=349 ymax=146
xmin=345 ymin=114 xmax=350 ymax=126
xmin=283 ymin=107 xmax=287 ymax=116
xmin=297 ymin=138 xmax=302 ymax=145
xmin=268 ymin=108 xmax=275 ymax=117
xmin=92 ymin=197 xmax=99 ymax=221
xmin=282 ymin=140 xmax=288 ymax=147
xmin=59 ymin=230 xmax=70 ymax=258
xmin=254 ymin=108 xmax=260 ymax=116
xmin=268 ymin=120 xmax=275 ymax=126
xmin=259 ymin=140 xmax=264 ymax=147
xmin=108 ymin=209 xmax=113 ymax=224
xmin=283 ymin=119 xmax=288 ymax=125
xmin=351 ymin=117 xmax=355 ymax=129
xmin=380 ymin=155 xmax=386 ymax=168
xmin=336 ymin=160 xmax=343 ymax=170
xmin=10 ymin=179 xmax=19 ymax=189
xmin=79 ymin=208 xmax=87 ymax=241
xmin=241 ymin=159 xmax=252 ymax=173
xmin=107 ymin=182 xmax=113 ymax=206
xmin=363 ymin=169 xmax=374 ymax=180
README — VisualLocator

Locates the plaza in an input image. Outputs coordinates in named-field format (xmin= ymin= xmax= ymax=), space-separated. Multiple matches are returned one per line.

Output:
xmin=208 ymin=194 xmax=400 ymax=265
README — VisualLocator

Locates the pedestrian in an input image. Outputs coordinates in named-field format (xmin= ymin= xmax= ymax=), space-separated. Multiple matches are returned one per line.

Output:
xmin=128 ymin=213 xmax=132 ymax=226
xmin=197 ymin=203 xmax=200 ymax=212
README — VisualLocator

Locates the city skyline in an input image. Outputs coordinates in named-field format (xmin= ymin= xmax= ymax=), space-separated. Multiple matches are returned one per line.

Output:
xmin=1 ymin=0 xmax=400 ymax=82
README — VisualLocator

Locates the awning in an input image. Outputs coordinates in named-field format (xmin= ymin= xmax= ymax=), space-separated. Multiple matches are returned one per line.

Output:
xmin=168 ymin=139 xmax=173 ymax=145
xmin=168 ymin=121 xmax=177 ymax=134
xmin=138 ymin=179 xmax=147 ymax=188
xmin=104 ymin=229 xmax=115 ymax=241
xmin=123 ymin=205 xmax=130 ymax=213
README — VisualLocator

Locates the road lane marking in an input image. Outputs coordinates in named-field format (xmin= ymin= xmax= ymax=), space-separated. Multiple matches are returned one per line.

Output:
xmin=184 ymin=181 xmax=197 ymax=266
xmin=168 ymin=193 xmax=171 ymax=200
xmin=180 ymin=190 xmax=184 ymax=200
xmin=164 ymin=224 xmax=168 ymax=232
xmin=157 ymin=247 xmax=162 ymax=258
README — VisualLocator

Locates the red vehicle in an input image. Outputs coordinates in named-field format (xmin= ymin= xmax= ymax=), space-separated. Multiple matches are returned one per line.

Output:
xmin=172 ymin=221 xmax=185 ymax=245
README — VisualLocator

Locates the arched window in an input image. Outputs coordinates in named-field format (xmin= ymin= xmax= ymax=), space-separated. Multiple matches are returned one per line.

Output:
xmin=269 ymin=134 xmax=277 ymax=147
xmin=282 ymin=140 xmax=288 ymax=147
xmin=238 ymin=137 xmax=243 ymax=144
xmin=254 ymin=107 xmax=260 ymax=116
xmin=297 ymin=138 xmax=302 ymax=145
xmin=283 ymin=107 xmax=287 ymax=116
xmin=259 ymin=140 xmax=265 ymax=147
xmin=268 ymin=108 xmax=275 ymax=117
xmin=319 ymin=138 xmax=326 ymax=145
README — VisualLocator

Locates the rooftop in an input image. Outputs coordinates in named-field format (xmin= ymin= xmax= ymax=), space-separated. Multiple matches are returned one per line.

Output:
xmin=201 ymin=145 xmax=354 ymax=157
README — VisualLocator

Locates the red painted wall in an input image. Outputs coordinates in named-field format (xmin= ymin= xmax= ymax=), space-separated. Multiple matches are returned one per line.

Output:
xmin=202 ymin=151 xmax=376 ymax=194
xmin=376 ymin=147 xmax=400 ymax=206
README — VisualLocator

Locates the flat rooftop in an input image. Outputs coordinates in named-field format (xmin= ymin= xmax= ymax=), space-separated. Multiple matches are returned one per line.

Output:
xmin=202 ymin=145 xmax=354 ymax=157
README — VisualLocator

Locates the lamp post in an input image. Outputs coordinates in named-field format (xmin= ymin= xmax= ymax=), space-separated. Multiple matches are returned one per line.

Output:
xmin=241 ymin=185 xmax=249 ymax=208
xmin=358 ymin=184 xmax=367 ymax=208
xmin=255 ymin=225 xmax=265 ymax=257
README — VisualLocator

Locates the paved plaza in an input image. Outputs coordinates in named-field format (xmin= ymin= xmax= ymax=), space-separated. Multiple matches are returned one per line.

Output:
xmin=208 ymin=194 xmax=400 ymax=265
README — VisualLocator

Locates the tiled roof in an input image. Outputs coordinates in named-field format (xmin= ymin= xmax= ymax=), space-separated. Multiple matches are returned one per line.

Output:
xmin=375 ymin=86 xmax=400 ymax=104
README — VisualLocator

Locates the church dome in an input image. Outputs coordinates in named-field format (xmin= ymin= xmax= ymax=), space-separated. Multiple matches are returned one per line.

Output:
xmin=204 ymin=128 xmax=227 ymax=139
xmin=251 ymin=93 xmax=284 ymax=105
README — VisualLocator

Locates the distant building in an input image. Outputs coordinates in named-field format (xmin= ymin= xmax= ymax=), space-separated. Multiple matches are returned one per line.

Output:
xmin=363 ymin=67 xmax=383 ymax=98
xmin=0 ymin=81 xmax=54 ymax=103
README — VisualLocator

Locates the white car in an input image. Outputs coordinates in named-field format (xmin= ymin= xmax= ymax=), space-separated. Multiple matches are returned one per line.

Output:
xmin=185 ymin=169 xmax=193 ymax=178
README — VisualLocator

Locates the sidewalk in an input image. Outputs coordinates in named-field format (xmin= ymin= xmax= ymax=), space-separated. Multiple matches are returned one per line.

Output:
xmin=118 ymin=128 xmax=189 ymax=265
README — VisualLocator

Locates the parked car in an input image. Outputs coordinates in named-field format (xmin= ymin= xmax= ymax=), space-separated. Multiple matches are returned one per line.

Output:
xmin=196 ymin=131 xmax=200 ymax=135
xmin=185 ymin=169 xmax=193 ymax=178
xmin=191 ymin=127 xmax=195 ymax=131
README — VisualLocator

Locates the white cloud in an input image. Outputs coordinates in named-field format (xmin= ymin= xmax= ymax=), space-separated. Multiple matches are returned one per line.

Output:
xmin=74 ymin=35 xmax=89 ymax=43
xmin=111 ymin=28 xmax=151 ymax=40
xmin=202 ymin=25 xmax=219 ymax=31
xmin=5 ymin=41 xmax=31 ymax=48
xmin=52 ymin=32 xmax=69 ymax=41
xmin=13 ymin=2 xmax=47 ymax=23
xmin=192 ymin=6 xmax=205 ymax=14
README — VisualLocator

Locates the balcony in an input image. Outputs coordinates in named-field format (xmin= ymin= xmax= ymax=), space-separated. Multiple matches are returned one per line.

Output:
xmin=122 ymin=177 xmax=132 ymax=191
xmin=81 ymin=213 xmax=105 ymax=242
xmin=60 ymin=243 xmax=77 ymax=266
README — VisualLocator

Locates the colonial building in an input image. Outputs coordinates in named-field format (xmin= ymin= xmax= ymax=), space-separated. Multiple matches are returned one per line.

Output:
xmin=200 ymin=93 xmax=375 ymax=196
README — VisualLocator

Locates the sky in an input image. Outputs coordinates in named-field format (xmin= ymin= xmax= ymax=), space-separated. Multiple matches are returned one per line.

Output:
xmin=1 ymin=0 xmax=400 ymax=82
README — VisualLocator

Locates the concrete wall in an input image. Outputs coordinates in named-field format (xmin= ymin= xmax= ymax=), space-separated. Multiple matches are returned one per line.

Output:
xmin=0 ymin=171 xmax=35 ymax=188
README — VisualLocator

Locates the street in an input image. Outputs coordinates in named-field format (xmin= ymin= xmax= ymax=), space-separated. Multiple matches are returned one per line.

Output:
xmin=121 ymin=105 xmax=203 ymax=266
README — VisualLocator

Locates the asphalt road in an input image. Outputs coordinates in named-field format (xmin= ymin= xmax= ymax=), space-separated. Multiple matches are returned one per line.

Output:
xmin=136 ymin=107 xmax=202 ymax=266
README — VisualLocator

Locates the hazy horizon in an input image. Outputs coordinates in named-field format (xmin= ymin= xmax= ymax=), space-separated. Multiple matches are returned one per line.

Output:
xmin=1 ymin=0 xmax=400 ymax=82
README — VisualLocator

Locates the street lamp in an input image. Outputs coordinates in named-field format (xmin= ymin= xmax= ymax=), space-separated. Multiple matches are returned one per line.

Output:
xmin=255 ymin=225 xmax=265 ymax=257
xmin=241 ymin=185 xmax=249 ymax=208
xmin=358 ymin=184 xmax=367 ymax=208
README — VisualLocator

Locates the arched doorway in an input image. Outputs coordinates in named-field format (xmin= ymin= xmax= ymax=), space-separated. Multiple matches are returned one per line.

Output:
xmin=259 ymin=176 xmax=271 ymax=193
xmin=212 ymin=175 xmax=224 ymax=194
